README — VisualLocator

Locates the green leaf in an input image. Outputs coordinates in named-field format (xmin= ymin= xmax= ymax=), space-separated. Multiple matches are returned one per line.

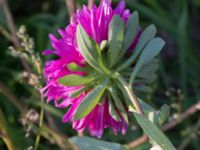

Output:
xmin=114 ymin=73 xmax=143 ymax=114
xmin=67 ymin=63 xmax=91 ymax=72
xmin=134 ymin=84 xmax=153 ymax=93
xmin=129 ymin=37 xmax=165 ymax=85
xmin=134 ymin=113 xmax=176 ymax=150
xmin=119 ymin=11 xmax=139 ymax=59
xmin=138 ymin=98 xmax=156 ymax=115
xmin=148 ymin=111 xmax=159 ymax=124
xmin=108 ymin=87 xmax=129 ymax=123
xmin=159 ymin=104 xmax=170 ymax=125
xmin=117 ymin=24 xmax=157 ymax=71
xmin=137 ymin=59 xmax=159 ymax=79
xmin=135 ymin=74 xmax=158 ymax=84
xmin=76 ymin=24 xmax=102 ymax=73
xmin=108 ymin=15 xmax=125 ymax=67
xmin=108 ymin=98 xmax=121 ymax=121
xmin=70 ymin=86 xmax=89 ymax=98
xmin=74 ymin=79 xmax=108 ymax=120
xmin=69 ymin=136 xmax=126 ymax=150
xmin=132 ymin=25 xmax=157 ymax=60
xmin=58 ymin=74 xmax=95 ymax=86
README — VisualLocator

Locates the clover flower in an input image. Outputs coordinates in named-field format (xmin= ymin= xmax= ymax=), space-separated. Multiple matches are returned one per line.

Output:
xmin=42 ymin=0 xmax=165 ymax=138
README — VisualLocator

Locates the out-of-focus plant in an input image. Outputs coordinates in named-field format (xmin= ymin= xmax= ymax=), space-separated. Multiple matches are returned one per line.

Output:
xmin=0 ymin=0 xmax=200 ymax=150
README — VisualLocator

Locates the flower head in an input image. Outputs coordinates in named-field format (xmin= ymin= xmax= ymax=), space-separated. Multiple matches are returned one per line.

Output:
xmin=42 ymin=0 xmax=165 ymax=138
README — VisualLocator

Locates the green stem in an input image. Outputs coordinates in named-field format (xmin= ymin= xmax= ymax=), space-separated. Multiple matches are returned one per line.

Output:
xmin=34 ymin=94 xmax=44 ymax=150
xmin=114 ymin=72 xmax=144 ymax=115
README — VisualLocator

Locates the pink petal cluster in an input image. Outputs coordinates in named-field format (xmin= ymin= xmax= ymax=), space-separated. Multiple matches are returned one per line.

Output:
xmin=42 ymin=0 xmax=139 ymax=138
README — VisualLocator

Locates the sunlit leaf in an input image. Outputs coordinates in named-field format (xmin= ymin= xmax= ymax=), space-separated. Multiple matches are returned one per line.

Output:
xmin=134 ymin=113 xmax=176 ymax=150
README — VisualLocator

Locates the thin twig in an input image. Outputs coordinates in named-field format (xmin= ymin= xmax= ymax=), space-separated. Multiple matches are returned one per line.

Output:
xmin=127 ymin=100 xmax=200 ymax=148
xmin=0 ymin=0 xmax=31 ymax=72
xmin=88 ymin=0 xmax=94 ymax=9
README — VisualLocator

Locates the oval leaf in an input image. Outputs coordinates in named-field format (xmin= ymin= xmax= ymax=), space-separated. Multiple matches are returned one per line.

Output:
xmin=69 ymin=136 xmax=126 ymax=150
xmin=108 ymin=15 xmax=125 ymax=67
xmin=109 ymin=98 xmax=121 ymax=121
xmin=76 ymin=24 xmax=102 ymax=73
xmin=129 ymin=37 xmax=165 ymax=84
xmin=58 ymin=74 xmax=95 ymax=86
xmin=119 ymin=11 xmax=139 ymax=59
xmin=134 ymin=113 xmax=176 ymax=150
xmin=74 ymin=79 xmax=108 ymax=120
xmin=117 ymin=24 xmax=157 ymax=71
xmin=108 ymin=87 xmax=129 ymax=123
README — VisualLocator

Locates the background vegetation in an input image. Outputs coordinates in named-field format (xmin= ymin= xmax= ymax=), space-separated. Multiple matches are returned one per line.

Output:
xmin=0 ymin=0 xmax=199 ymax=149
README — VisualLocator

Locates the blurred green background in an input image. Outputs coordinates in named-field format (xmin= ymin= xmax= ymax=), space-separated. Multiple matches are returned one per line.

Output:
xmin=0 ymin=0 xmax=200 ymax=149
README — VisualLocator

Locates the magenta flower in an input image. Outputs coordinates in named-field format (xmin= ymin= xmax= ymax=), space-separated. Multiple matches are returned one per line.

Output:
xmin=42 ymin=0 xmax=165 ymax=138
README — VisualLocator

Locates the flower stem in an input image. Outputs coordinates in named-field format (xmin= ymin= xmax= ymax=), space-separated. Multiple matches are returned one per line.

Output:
xmin=34 ymin=94 xmax=44 ymax=150
xmin=114 ymin=72 xmax=144 ymax=115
